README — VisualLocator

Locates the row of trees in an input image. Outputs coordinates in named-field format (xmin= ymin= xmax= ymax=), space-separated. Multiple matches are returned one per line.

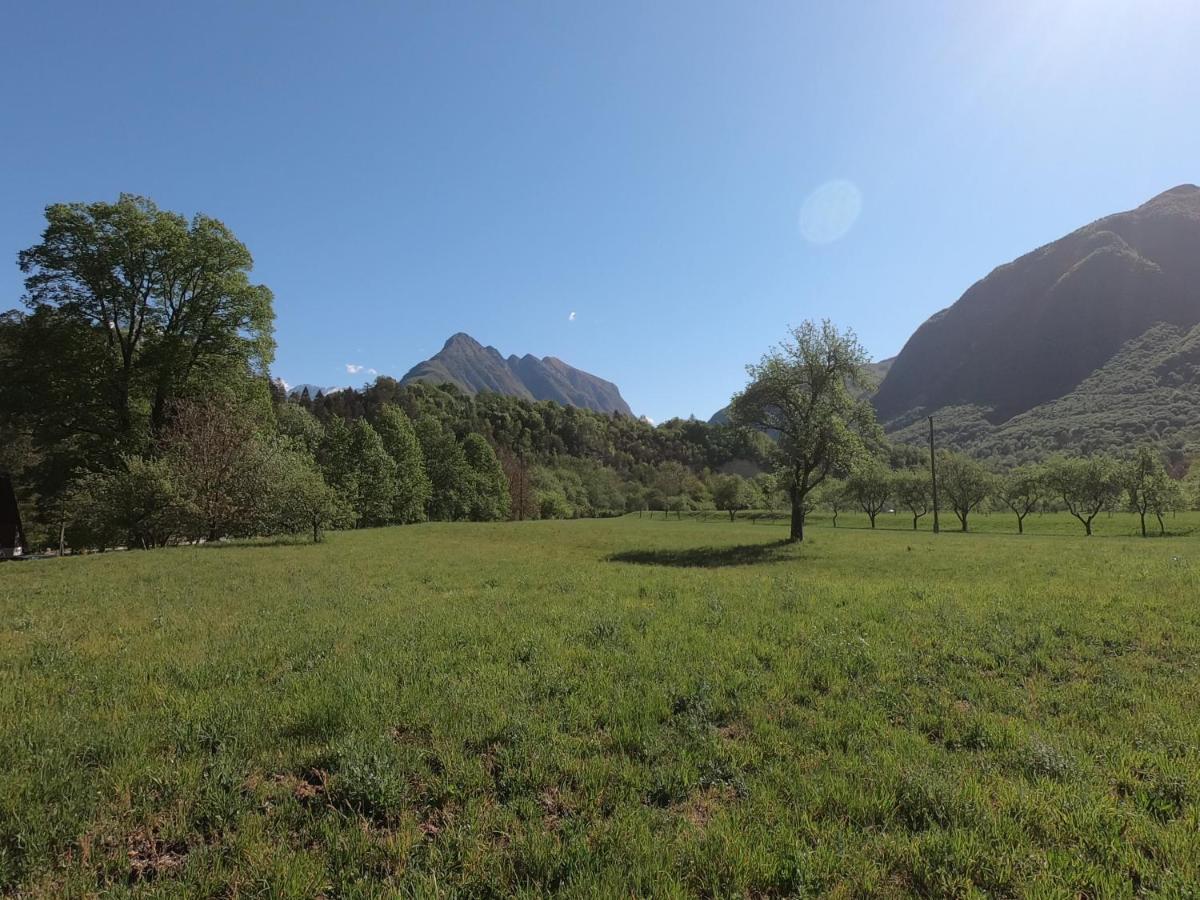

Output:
xmin=822 ymin=448 xmax=1178 ymax=536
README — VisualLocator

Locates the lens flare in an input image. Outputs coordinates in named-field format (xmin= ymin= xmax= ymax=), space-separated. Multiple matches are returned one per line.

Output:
xmin=798 ymin=180 xmax=863 ymax=245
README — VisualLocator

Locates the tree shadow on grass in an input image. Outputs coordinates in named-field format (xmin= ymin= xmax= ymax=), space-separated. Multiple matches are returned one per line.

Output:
xmin=607 ymin=539 xmax=794 ymax=568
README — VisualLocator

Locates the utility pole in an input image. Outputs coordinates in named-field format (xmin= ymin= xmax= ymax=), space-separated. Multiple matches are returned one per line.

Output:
xmin=928 ymin=415 xmax=939 ymax=534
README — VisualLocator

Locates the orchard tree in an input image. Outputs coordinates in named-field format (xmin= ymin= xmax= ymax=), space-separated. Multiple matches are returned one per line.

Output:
xmin=938 ymin=452 xmax=993 ymax=532
xmin=893 ymin=468 xmax=933 ymax=531
xmin=375 ymin=405 xmax=431 ymax=523
xmin=1045 ymin=456 xmax=1123 ymax=536
xmin=996 ymin=465 xmax=1044 ymax=534
xmin=814 ymin=477 xmax=847 ymax=527
xmin=1122 ymin=447 xmax=1177 ymax=537
xmin=729 ymin=320 xmax=878 ymax=541
xmin=846 ymin=459 xmax=891 ymax=529
xmin=712 ymin=473 xmax=754 ymax=521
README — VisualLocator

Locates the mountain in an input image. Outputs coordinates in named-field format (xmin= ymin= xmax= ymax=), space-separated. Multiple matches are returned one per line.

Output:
xmin=281 ymin=382 xmax=346 ymax=399
xmin=401 ymin=333 xmax=634 ymax=416
xmin=887 ymin=321 xmax=1200 ymax=463
xmin=874 ymin=185 xmax=1200 ymax=429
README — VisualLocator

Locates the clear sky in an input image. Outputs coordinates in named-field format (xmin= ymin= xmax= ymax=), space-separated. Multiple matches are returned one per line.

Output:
xmin=3 ymin=1 xmax=1198 ymax=422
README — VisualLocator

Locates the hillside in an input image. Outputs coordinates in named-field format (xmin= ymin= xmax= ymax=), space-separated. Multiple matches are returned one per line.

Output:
xmin=889 ymin=322 xmax=1200 ymax=463
xmin=874 ymin=185 xmax=1200 ymax=431
xmin=401 ymin=333 xmax=633 ymax=416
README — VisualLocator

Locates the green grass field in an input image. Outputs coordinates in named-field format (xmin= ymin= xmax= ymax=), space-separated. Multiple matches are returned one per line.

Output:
xmin=2 ymin=515 xmax=1199 ymax=897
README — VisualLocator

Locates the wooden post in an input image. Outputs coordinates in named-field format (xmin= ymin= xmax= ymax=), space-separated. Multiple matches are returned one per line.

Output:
xmin=928 ymin=415 xmax=939 ymax=534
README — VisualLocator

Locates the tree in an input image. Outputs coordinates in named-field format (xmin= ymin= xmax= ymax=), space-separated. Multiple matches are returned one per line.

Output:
xmin=161 ymin=399 xmax=273 ymax=541
xmin=1045 ymin=456 xmax=1123 ymax=536
xmin=893 ymin=469 xmax=932 ymax=531
xmin=17 ymin=195 xmax=275 ymax=443
xmin=461 ymin=434 xmax=511 ymax=521
xmin=74 ymin=456 xmax=191 ymax=550
xmin=415 ymin=419 xmax=470 ymax=521
xmin=814 ymin=477 xmax=847 ymax=527
xmin=375 ymin=405 xmax=431 ymax=524
xmin=846 ymin=459 xmax=891 ymax=529
xmin=263 ymin=449 xmax=349 ymax=542
xmin=349 ymin=420 xmax=398 ymax=526
xmin=996 ymin=465 xmax=1044 ymax=534
xmin=711 ymin=473 xmax=754 ymax=521
xmin=938 ymin=453 xmax=993 ymax=532
xmin=729 ymin=320 xmax=878 ymax=541
xmin=1122 ymin=447 xmax=1176 ymax=537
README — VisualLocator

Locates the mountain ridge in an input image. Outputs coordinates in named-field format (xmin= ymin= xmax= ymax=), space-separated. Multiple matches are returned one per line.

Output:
xmin=401 ymin=333 xmax=634 ymax=416
xmin=873 ymin=184 xmax=1200 ymax=426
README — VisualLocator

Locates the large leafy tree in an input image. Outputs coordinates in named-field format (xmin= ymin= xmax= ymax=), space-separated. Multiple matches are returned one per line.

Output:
xmin=461 ymin=433 xmax=511 ymax=522
xmin=15 ymin=194 xmax=275 ymax=450
xmin=729 ymin=320 xmax=878 ymax=541
xmin=375 ymin=405 xmax=432 ymax=524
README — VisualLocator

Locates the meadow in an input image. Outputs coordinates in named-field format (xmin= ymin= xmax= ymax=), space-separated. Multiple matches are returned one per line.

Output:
xmin=2 ymin=513 xmax=1199 ymax=897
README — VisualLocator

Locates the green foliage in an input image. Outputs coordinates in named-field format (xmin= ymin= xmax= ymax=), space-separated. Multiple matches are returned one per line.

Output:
xmin=710 ymin=474 xmax=755 ymax=521
xmin=1121 ymin=447 xmax=1178 ymax=537
xmin=892 ymin=468 xmax=933 ymax=530
xmin=374 ymin=406 xmax=432 ymax=524
xmin=995 ymin=465 xmax=1046 ymax=534
xmin=348 ymin=420 xmax=397 ymax=527
xmin=461 ymin=433 xmax=510 ymax=522
xmin=730 ymin=320 xmax=879 ymax=540
xmin=846 ymin=459 xmax=892 ymax=528
xmin=937 ymin=452 xmax=994 ymax=532
xmin=1045 ymin=456 xmax=1124 ymax=536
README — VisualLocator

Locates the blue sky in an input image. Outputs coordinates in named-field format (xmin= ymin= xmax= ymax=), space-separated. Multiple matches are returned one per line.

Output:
xmin=3 ymin=1 xmax=1198 ymax=422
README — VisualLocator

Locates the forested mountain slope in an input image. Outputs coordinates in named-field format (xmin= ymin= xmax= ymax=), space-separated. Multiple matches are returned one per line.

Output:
xmin=874 ymin=185 xmax=1200 ymax=428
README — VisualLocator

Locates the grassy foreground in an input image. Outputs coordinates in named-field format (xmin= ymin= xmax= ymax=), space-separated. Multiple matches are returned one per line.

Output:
xmin=2 ymin=517 xmax=1199 ymax=897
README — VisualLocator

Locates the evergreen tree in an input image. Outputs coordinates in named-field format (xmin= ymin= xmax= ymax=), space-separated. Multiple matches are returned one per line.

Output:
xmin=375 ymin=405 xmax=432 ymax=524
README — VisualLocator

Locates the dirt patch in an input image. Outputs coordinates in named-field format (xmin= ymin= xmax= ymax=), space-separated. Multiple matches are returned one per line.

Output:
xmin=126 ymin=828 xmax=188 ymax=883
xmin=675 ymin=785 xmax=737 ymax=830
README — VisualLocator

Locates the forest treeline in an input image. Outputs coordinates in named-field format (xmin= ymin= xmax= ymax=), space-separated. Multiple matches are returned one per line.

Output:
xmin=2 ymin=195 xmax=1198 ymax=552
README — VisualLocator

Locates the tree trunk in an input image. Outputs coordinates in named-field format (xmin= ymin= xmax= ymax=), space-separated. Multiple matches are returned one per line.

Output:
xmin=1085 ymin=519 xmax=1093 ymax=536
xmin=959 ymin=512 xmax=968 ymax=532
xmin=1017 ymin=515 xmax=1024 ymax=534
xmin=1139 ymin=511 xmax=1147 ymax=538
xmin=869 ymin=512 xmax=876 ymax=529
xmin=788 ymin=492 xmax=804 ymax=542
xmin=912 ymin=515 xmax=918 ymax=531
xmin=729 ymin=509 xmax=736 ymax=522
xmin=1157 ymin=512 xmax=1165 ymax=535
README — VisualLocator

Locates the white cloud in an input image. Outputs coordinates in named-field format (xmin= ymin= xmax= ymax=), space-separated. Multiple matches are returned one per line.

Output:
xmin=346 ymin=363 xmax=364 ymax=374
xmin=568 ymin=311 xmax=576 ymax=321
xmin=640 ymin=415 xmax=656 ymax=426
xmin=368 ymin=368 xmax=378 ymax=376
xmin=277 ymin=378 xmax=291 ymax=391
